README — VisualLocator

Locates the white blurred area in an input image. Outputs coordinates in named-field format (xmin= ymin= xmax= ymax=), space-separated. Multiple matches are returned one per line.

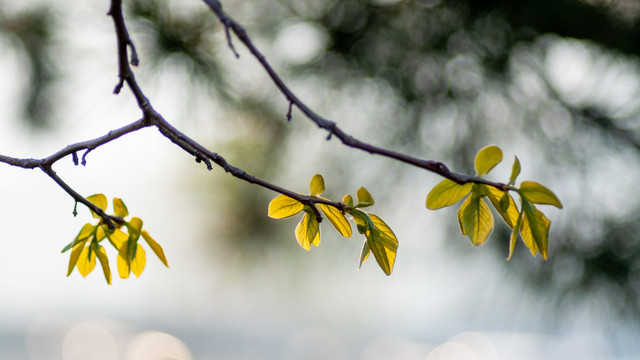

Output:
xmin=1 ymin=1 xmax=639 ymax=360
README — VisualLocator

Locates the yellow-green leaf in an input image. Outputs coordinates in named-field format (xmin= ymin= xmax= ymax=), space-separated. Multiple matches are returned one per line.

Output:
xmin=127 ymin=217 xmax=143 ymax=236
xmin=131 ymin=244 xmax=146 ymax=277
xmin=358 ymin=240 xmax=371 ymax=268
xmin=474 ymin=145 xmax=503 ymax=176
xmin=362 ymin=213 xmax=398 ymax=275
xmin=93 ymin=244 xmax=112 ymax=285
xmin=107 ymin=228 xmax=128 ymax=250
xmin=113 ymin=198 xmax=129 ymax=218
xmin=95 ymin=225 xmax=107 ymax=242
xmin=369 ymin=213 xmax=398 ymax=247
xmin=355 ymin=187 xmax=374 ymax=207
xmin=457 ymin=198 xmax=467 ymax=235
xmin=351 ymin=209 xmax=369 ymax=234
xmin=117 ymin=252 xmax=130 ymax=279
xmin=268 ymin=194 xmax=304 ymax=219
xmin=86 ymin=194 xmax=108 ymax=219
xmin=426 ymin=179 xmax=472 ymax=210
xmin=67 ymin=240 xmax=88 ymax=276
xmin=343 ymin=194 xmax=354 ymax=208
xmin=521 ymin=200 xmax=550 ymax=259
xmin=62 ymin=223 xmax=95 ymax=253
xmin=520 ymin=181 xmax=563 ymax=209
xmin=366 ymin=226 xmax=397 ymax=275
xmin=318 ymin=203 xmax=352 ymax=237
xmin=507 ymin=211 xmax=524 ymax=261
xmin=486 ymin=186 xmax=519 ymax=228
xmin=77 ymin=245 xmax=97 ymax=277
xmin=125 ymin=218 xmax=143 ymax=264
xmin=509 ymin=156 xmax=521 ymax=185
xmin=295 ymin=212 xmax=320 ymax=250
xmin=460 ymin=196 xmax=494 ymax=245
xmin=141 ymin=230 xmax=169 ymax=267
xmin=309 ymin=174 xmax=325 ymax=196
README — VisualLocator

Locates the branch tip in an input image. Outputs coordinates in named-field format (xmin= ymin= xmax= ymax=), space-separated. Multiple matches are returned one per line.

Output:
xmin=224 ymin=22 xmax=240 ymax=58
xmin=286 ymin=101 xmax=293 ymax=122
xmin=81 ymin=148 xmax=94 ymax=166
xmin=195 ymin=152 xmax=213 ymax=170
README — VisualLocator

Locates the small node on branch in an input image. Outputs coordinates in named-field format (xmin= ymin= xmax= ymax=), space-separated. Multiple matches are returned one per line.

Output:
xmin=129 ymin=41 xmax=139 ymax=66
xmin=326 ymin=133 xmax=332 ymax=141
xmin=195 ymin=152 xmax=213 ymax=170
xmin=286 ymin=101 xmax=293 ymax=122
xmin=72 ymin=152 xmax=79 ymax=166
xmin=81 ymin=149 xmax=93 ymax=166
xmin=113 ymin=79 xmax=125 ymax=95
xmin=72 ymin=201 xmax=78 ymax=217
xmin=435 ymin=162 xmax=449 ymax=175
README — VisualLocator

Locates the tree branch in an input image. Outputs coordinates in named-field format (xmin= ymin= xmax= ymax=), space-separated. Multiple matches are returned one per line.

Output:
xmin=0 ymin=0 xmax=513 ymax=233
xmin=201 ymin=0 xmax=511 ymax=192
xmin=0 ymin=119 xmax=149 ymax=227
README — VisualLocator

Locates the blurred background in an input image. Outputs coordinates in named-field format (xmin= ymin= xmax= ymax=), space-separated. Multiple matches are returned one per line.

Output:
xmin=1 ymin=0 xmax=640 ymax=358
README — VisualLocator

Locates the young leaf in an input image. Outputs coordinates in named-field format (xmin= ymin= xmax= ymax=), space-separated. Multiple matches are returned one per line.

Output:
xmin=125 ymin=217 xmax=143 ymax=262
xmin=318 ymin=203 xmax=352 ymax=237
xmin=295 ymin=212 xmax=320 ymax=250
xmin=355 ymin=187 xmax=374 ymax=207
xmin=62 ymin=223 xmax=95 ymax=253
xmin=358 ymin=240 xmax=371 ymax=268
xmin=507 ymin=211 xmax=524 ymax=261
xmin=426 ymin=179 xmax=472 ymax=210
xmin=126 ymin=217 xmax=143 ymax=237
xmin=309 ymin=174 xmax=325 ymax=197
xmin=77 ymin=245 xmax=97 ymax=277
xmin=459 ymin=196 xmax=494 ymax=245
xmin=343 ymin=194 xmax=354 ymax=208
xmin=365 ymin=213 xmax=398 ymax=275
xmin=521 ymin=200 xmax=550 ymax=259
xmin=107 ymin=228 xmax=128 ymax=250
xmin=95 ymin=224 xmax=107 ymax=242
xmin=268 ymin=195 xmax=304 ymax=219
xmin=67 ymin=240 xmax=88 ymax=276
xmin=117 ymin=252 xmax=130 ymax=279
xmin=141 ymin=230 xmax=169 ymax=267
xmin=519 ymin=181 xmax=563 ymax=208
xmin=508 ymin=156 xmax=521 ymax=185
xmin=457 ymin=198 xmax=468 ymax=236
xmin=485 ymin=186 xmax=519 ymax=228
xmin=350 ymin=209 xmax=370 ymax=234
xmin=474 ymin=145 xmax=503 ymax=176
xmin=366 ymin=226 xmax=397 ymax=275
xmin=369 ymin=213 xmax=398 ymax=247
xmin=113 ymin=197 xmax=129 ymax=218
xmin=93 ymin=243 xmax=112 ymax=285
xmin=86 ymin=194 xmax=108 ymax=219
xmin=131 ymin=244 xmax=146 ymax=277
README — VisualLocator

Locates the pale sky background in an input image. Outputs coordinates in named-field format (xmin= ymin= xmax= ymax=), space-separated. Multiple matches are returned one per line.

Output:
xmin=0 ymin=1 xmax=639 ymax=359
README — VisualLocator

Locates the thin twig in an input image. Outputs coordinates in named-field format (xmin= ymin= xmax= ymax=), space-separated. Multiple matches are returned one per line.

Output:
xmin=201 ymin=0 xmax=511 ymax=192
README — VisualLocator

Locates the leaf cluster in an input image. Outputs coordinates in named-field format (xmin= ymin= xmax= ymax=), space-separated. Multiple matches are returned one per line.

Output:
xmin=268 ymin=175 xmax=398 ymax=275
xmin=426 ymin=146 xmax=562 ymax=259
xmin=62 ymin=194 xmax=169 ymax=284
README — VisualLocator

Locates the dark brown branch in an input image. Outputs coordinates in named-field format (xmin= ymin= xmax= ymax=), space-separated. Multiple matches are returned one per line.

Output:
xmin=106 ymin=0 xmax=346 ymax=219
xmin=201 ymin=0 xmax=512 ymax=192
xmin=0 ymin=119 xmax=150 ymax=227
xmin=41 ymin=165 xmax=124 ymax=229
